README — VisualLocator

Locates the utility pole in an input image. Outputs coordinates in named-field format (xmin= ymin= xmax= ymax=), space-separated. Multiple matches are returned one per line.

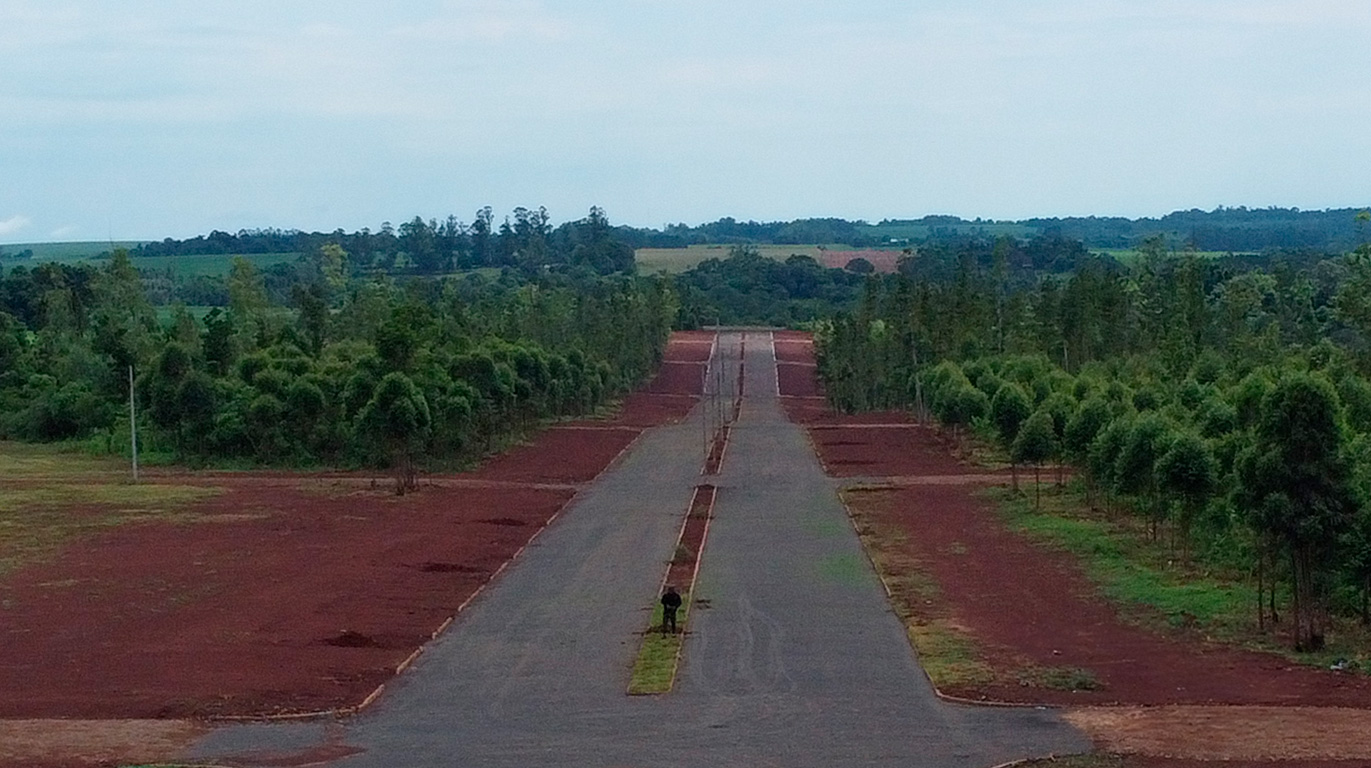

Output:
xmin=128 ymin=364 xmax=139 ymax=482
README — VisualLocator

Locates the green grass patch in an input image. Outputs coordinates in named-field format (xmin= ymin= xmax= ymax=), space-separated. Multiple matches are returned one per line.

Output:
xmin=988 ymin=485 xmax=1255 ymax=633
xmin=1014 ymin=756 xmax=1126 ymax=768
xmin=627 ymin=602 xmax=690 ymax=694
xmin=132 ymin=252 xmax=299 ymax=277
xmin=0 ymin=442 xmax=222 ymax=576
xmin=1015 ymin=664 xmax=1102 ymax=692
xmin=0 ymin=240 xmax=145 ymax=261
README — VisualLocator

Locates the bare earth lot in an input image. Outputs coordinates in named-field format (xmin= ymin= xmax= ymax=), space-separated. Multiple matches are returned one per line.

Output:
xmin=0 ymin=334 xmax=705 ymax=727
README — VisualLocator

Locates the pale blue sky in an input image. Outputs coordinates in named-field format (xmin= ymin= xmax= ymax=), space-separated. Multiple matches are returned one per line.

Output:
xmin=2 ymin=0 xmax=1368 ymax=242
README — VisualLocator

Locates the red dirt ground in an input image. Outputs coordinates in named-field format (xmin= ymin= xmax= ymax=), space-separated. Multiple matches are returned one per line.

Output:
xmin=665 ymin=485 xmax=714 ymax=592
xmin=776 ymin=363 xmax=820 ymax=397
xmin=843 ymin=468 xmax=1371 ymax=707
xmin=644 ymin=362 xmax=706 ymax=395
xmin=0 ymin=480 xmax=574 ymax=718
xmin=0 ymin=332 xmax=708 ymax=723
xmin=810 ymin=424 xmax=971 ymax=477
xmin=814 ymin=249 xmax=903 ymax=273
xmin=470 ymin=426 xmax=640 ymax=484
xmin=772 ymin=337 xmax=813 ymax=364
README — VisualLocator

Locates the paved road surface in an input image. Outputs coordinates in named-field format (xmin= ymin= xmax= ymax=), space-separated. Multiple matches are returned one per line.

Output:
xmin=192 ymin=332 xmax=1088 ymax=767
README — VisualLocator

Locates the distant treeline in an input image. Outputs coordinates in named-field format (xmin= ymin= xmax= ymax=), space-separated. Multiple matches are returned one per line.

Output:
xmin=122 ymin=206 xmax=1370 ymax=272
xmin=131 ymin=206 xmax=633 ymax=276
xmin=618 ymin=206 xmax=1370 ymax=253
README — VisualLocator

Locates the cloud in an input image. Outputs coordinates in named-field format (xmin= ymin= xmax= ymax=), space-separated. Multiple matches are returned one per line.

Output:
xmin=49 ymin=225 xmax=78 ymax=239
xmin=0 ymin=215 xmax=31 ymax=237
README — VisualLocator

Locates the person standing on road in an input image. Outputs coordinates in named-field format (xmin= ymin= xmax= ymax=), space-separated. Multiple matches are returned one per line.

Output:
xmin=661 ymin=586 xmax=682 ymax=634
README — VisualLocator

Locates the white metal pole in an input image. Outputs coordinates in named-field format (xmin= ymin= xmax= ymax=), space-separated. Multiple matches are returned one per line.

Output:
xmin=128 ymin=364 xmax=139 ymax=482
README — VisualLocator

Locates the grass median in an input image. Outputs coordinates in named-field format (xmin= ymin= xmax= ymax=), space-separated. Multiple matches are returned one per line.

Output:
xmin=628 ymin=602 xmax=691 ymax=695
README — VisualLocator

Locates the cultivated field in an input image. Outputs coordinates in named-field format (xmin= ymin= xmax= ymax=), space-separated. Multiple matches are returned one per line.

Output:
xmin=635 ymin=243 xmax=905 ymax=274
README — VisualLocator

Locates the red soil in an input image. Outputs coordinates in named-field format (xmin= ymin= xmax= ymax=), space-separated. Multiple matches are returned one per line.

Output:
xmin=0 ymin=331 xmax=707 ymax=722
xmin=471 ymin=426 xmax=640 ymax=484
xmin=809 ymin=424 xmax=970 ymax=477
xmin=665 ymin=485 xmax=714 ymax=592
xmin=814 ymin=249 xmax=903 ymax=273
xmin=664 ymin=333 xmax=715 ymax=363
xmin=843 ymin=467 xmax=1371 ymax=707
xmin=644 ymin=362 xmax=706 ymax=395
xmin=776 ymin=363 xmax=820 ymax=397
xmin=0 ymin=480 xmax=574 ymax=718
xmin=602 ymin=392 xmax=699 ymax=427
xmin=772 ymin=338 xmax=813 ymax=364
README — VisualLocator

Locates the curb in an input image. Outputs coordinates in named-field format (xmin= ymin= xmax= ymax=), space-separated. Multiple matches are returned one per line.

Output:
xmin=835 ymin=488 xmax=1057 ymax=711
xmin=628 ymin=483 xmax=718 ymax=695
xmin=209 ymin=429 xmax=650 ymax=723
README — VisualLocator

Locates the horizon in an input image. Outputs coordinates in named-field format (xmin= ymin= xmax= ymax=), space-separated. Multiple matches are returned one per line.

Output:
xmin=3 ymin=2 xmax=1369 ymax=244
xmin=4 ymin=202 xmax=1369 ymax=248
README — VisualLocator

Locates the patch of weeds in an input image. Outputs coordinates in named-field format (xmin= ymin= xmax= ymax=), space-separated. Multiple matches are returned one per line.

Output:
xmin=628 ymin=602 xmax=689 ymax=695
xmin=907 ymin=620 xmax=996 ymax=688
xmin=985 ymin=485 xmax=1253 ymax=635
xmin=1016 ymin=664 xmax=1102 ymax=692
xmin=671 ymin=543 xmax=695 ymax=565
xmin=1014 ymin=755 xmax=1126 ymax=768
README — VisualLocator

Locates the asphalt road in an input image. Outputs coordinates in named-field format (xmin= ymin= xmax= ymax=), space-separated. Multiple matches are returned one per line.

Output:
xmin=191 ymin=332 xmax=1088 ymax=767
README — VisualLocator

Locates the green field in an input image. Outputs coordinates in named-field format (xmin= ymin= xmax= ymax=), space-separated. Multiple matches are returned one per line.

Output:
xmin=132 ymin=252 xmax=300 ymax=276
xmin=0 ymin=241 xmax=300 ymax=277
xmin=857 ymin=222 xmax=1039 ymax=241
xmin=0 ymin=240 xmax=145 ymax=262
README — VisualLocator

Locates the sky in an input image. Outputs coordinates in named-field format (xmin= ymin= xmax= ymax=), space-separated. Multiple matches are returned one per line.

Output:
xmin=1 ymin=0 xmax=1369 ymax=242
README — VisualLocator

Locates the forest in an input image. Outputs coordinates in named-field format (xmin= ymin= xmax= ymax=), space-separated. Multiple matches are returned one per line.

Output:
xmin=814 ymin=214 xmax=1371 ymax=651
xmin=0 ymin=229 xmax=674 ymax=489
xmin=6 ymin=203 xmax=1371 ymax=648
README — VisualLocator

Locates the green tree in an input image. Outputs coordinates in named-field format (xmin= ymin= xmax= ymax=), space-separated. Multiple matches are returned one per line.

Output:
xmin=1234 ymin=373 xmax=1357 ymax=650
xmin=356 ymin=372 xmax=432 ymax=494
xmin=991 ymin=382 xmax=1032 ymax=489
xmin=1115 ymin=414 xmax=1173 ymax=539
xmin=1155 ymin=431 xmax=1218 ymax=560
xmin=1012 ymin=409 xmax=1057 ymax=508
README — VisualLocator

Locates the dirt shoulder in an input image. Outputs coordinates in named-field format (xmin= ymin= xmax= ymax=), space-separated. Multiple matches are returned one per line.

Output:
xmin=778 ymin=330 xmax=1371 ymax=762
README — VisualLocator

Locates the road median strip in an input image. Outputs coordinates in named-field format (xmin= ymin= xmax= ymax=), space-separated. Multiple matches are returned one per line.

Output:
xmin=628 ymin=483 xmax=716 ymax=695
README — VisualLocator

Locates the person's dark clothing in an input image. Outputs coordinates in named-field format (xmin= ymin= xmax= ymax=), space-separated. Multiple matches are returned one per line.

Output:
xmin=661 ymin=588 xmax=683 ymax=634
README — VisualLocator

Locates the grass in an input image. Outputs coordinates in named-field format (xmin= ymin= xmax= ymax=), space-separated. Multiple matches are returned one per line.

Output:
xmin=0 ymin=241 xmax=299 ymax=277
xmin=0 ymin=442 xmax=222 ymax=576
xmin=990 ymin=485 xmax=1255 ymax=633
xmin=1014 ymin=756 xmax=1126 ymax=768
xmin=132 ymin=252 xmax=299 ymax=277
xmin=987 ymin=481 xmax=1371 ymax=671
xmin=0 ymin=240 xmax=145 ymax=260
xmin=627 ymin=602 xmax=689 ymax=694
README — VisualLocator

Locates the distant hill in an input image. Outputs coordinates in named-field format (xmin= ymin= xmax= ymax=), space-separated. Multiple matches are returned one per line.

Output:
xmin=617 ymin=207 xmax=1370 ymax=253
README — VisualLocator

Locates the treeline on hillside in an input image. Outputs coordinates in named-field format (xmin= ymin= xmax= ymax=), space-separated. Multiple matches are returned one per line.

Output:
xmin=0 ymin=249 xmax=674 ymax=488
xmin=814 ymin=238 xmax=1371 ymax=651
xmin=130 ymin=206 xmax=634 ymax=276
xmin=622 ymin=206 xmax=1370 ymax=253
